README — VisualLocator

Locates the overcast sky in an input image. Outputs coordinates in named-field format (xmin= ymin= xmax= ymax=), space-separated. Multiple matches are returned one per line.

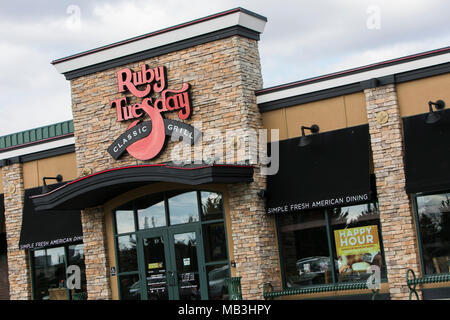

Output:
xmin=0 ymin=0 xmax=449 ymax=136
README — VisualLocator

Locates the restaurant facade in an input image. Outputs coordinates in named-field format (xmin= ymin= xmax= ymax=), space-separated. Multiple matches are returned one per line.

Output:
xmin=0 ymin=8 xmax=450 ymax=300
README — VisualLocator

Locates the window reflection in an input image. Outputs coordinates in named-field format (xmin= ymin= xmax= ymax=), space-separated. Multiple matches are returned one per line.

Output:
xmin=168 ymin=192 xmax=199 ymax=225
xmin=330 ymin=203 xmax=386 ymax=283
xmin=173 ymin=232 xmax=201 ymax=300
xmin=278 ymin=210 xmax=332 ymax=287
xmin=202 ymin=223 xmax=227 ymax=263
xmin=207 ymin=264 xmax=229 ymax=300
xmin=67 ymin=244 xmax=87 ymax=296
xmin=277 ymin=202 xmax=387 ymax=289
xmin=117 ymin=235 xmax=138 ymax=272
xmin=32 ymin=245 xmax=87 ymax=300
xmin=33 ymin=247 xmax=66 ymax=300
xmin=200 ymin=192 xmax=224 ymax=221
xmin=113 ymin=190 xmax=229 ymax=300
xmin=115 ymin=210 xmax=135 ymax=234
xmin=136 ymin=193 xmax=166 ymax=230
xmin=119 ymin=274 xmax=141 ymax=300
xmin=417 ymin=192 xmax=450 ymax=274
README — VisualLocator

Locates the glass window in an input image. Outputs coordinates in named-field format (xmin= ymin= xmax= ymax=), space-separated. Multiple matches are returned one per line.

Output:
xmin=136 ymin=193 xmax=166 ymax=230
xmin=112 ymin=190 xmax=229 ymax=300
xmin=67 ymin=244 xmax=87 ymax=295
xmin=119 ymin=274 xmax=141 ymax=300
xmin=207 ymin=264 xmax=229 ymax=300
xmin=173 ymin=232 xmax=201 ymax=300
xmin=32 ymin=244 xmax=87 ymax=300
xmin=277 ymin=202 xmax=386 ymax=289
xmin=202 ymin=222 xmax=227 ymax=263
xmin=33 ymin=247 xmax=66 ymax=300
xmin=117 ymin=235 xmax=138 ymax=273
xmin=168 ymin=191 xmax=199 ymax=225
xmin=278 ymin=209 xmax=332 ymax=287
xmin=115 ymin=210 xmax=135 ymax=234
xmin=416 ymin=192 xmax=450 ymax=274
xmin=143 ymin=236 xmax=169 ymax=300
xmin=200 ymin=192 xmax=224 ymax=221
xmin=330 ymin=203 xmax=386 ymax=282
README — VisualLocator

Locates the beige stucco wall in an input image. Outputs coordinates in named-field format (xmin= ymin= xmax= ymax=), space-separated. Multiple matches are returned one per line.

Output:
xmin=22 ymin=153 xmax=77 ymax=189
xmin=397 ymin=73 xmax=450 ymax=117
xmin=261 ymin=92 xmax=368 ymax=141
xmin=261 ymin=73 xmax=450 ymax=141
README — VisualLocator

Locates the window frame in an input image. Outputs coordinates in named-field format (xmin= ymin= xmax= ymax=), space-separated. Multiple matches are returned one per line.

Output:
xmin=29 ymin=241 xmax=85 ymax=300
xmin=275 ymin=201 xmax=388 ymax=290
xmin=412 ymin=189 xmax=450 ymax=276
xmin=112 ymin=189 xmax=230 ymax=300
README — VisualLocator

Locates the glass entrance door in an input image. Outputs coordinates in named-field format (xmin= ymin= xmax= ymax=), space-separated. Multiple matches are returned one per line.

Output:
xmin=137 ymin=224 xmax=207 ymax=300
xmin=168 ymin=224 xmax=207 ymax=300
xmin=137 ymin=229 xmax=171 ymax=300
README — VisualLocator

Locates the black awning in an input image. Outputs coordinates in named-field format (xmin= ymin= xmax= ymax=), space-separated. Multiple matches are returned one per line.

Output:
xmin=266 ymin=124 xmax=372 ymax=214
xmin=19 ymin=184 xmax=83 ymax=250
xmin=403 ymin=109 xmax=450 ymax=194
xmin=31 ymin=164 xmax=254 ymax=211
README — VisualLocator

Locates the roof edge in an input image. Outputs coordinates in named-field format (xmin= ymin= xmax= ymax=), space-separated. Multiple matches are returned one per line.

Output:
xmin=256 ymin=46 xmax=450 ymax=96
xmin=51 ymin=7 xmax=267 ymax=65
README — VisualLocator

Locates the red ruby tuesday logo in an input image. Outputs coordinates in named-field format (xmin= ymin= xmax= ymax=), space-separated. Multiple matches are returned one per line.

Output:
xmin=107 ymin=65 xmax=201 ymax=161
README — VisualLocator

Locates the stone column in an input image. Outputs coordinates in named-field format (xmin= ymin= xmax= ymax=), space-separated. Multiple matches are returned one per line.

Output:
xmin=81 ymin=206 xmax=112 ymax=299
xmin=2 ymin=163 xmax=31 ymax=300
xmin=228 ymin=173 xmax=281 ymax=300
xmin=364 ymin=84 xmax=422 ymax=300
xmin=226 ymin=36 xmax=282 ymax=299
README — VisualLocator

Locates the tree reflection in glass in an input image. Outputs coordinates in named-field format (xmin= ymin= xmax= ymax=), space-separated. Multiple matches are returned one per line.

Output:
xmin=117 ymin=234 xmax=138 ymax=272
xmin=417 ymin=192 xmax=450 ymax=274
xmin=200 ymin=192 xmax=223 ymax=221
xmin=168 ymin=192 xmax=199 ymax=225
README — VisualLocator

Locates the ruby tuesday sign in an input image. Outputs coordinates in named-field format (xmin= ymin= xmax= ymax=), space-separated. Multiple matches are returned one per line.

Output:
xmin=107 ymin=64 xmax=200 ymax=160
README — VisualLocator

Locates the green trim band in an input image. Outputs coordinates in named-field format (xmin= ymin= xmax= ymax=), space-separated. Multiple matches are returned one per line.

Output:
xmin=407 ymin=272 xmax=450 ymax=285
xmin=263 ymin=281 xmax=376 ymax=299
xmin=0 ymin=120 xmax=74 ymax=151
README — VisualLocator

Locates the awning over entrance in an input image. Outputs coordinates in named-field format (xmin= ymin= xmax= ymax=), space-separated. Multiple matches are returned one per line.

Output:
xmin=403 ymin=109 xmax=450 ymax=194
xmin=266 ymin=124 xmax=372 ymax=214
xmin=31 ymin=164 xmax=254 ymax=211
xmin=19 ymin=185 xmax=83 ymax=250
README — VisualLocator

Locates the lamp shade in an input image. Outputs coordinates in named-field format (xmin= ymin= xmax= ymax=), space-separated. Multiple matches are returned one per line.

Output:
xmin=298 ymin=135 xmax=312 ymax=147
xmin=425 ymin=111 xmax=441 ymax=124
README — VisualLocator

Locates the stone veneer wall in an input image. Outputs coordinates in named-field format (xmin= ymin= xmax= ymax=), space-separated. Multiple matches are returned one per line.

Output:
xmin=2 ymin=163 xmax=31 ymax=299
xmin=364 ymin=84 xmax=422 ymax=299
xmin=69 ymin=35 xmax=281 ymax=299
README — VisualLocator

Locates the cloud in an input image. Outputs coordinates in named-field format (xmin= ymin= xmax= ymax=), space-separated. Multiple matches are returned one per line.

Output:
xmin=0 ymin=0 xmax=449 ymax=134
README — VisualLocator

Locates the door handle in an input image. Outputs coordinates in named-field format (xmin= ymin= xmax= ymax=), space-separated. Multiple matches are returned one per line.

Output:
xmin=166 ymin=271 xmax=176 ymax=287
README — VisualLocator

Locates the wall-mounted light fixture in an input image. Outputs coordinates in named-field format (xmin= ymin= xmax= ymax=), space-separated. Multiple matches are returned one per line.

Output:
xmin=425 ymin=100 xmax=446 ymax=124
xmin=257 ymin=189 xmax=267 ymax=199
xmin=42 ymin=174 xmax=63 ymax=193
xmin=298 ymin=124 xmax=320 ymax=147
